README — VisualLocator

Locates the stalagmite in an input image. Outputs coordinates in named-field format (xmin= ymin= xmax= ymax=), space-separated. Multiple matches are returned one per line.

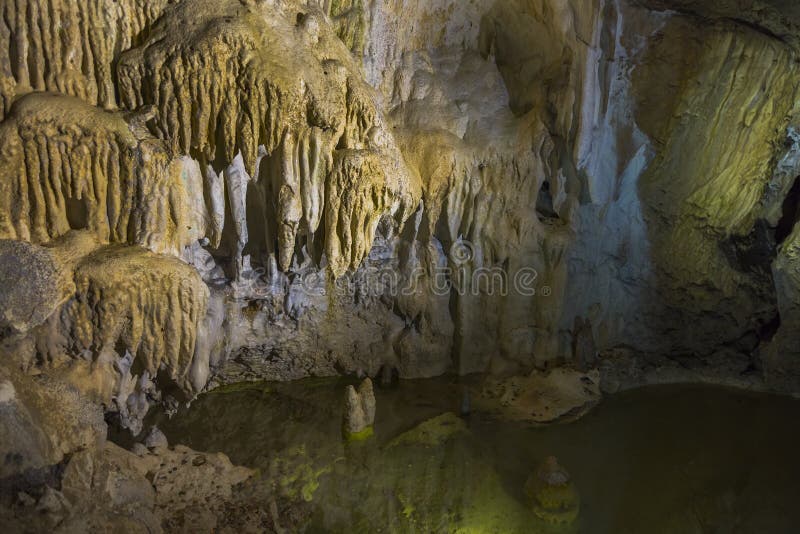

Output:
xmin=343 ymin=378 xmax=376 ymax=440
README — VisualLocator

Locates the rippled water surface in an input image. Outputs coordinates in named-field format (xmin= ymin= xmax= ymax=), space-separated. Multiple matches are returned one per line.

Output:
xmin=152 ymin=377 xmax=800 ymax=533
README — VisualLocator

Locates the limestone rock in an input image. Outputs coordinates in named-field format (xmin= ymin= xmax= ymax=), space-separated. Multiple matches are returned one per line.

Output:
xmin=561 ymin=0 xmax=800 ymax=370
xmin=144 ymin=427 xmax=169 ymax=451
xmin=140 ymin=445 xmax=254 ymax=517
xmin=8 ymin=0 xmax=797 ymax=387
xmin=4 ymin=238 xmax=213 ymax=432
xmin=343 ymin=378 xmax=375 ymax=439
xmin=3 ymin=439 xmax=259 ymax=533
xmin=639 ymin=0 xmax=800 ymax=48
xmin=759 ymin=226 xmax=800 ymax=390
xmin=479 ymin=368 xmax=602 ymax=423
xmin=0 ymin=93 xmax=208 ymax=258
xmin=56 ymin=246 xmax=211 ymax=400
xmin=0 ymin=0 xmax=171 ymax=119
xmin=622 ymin=13 xmax=797 ymax=354
xmin=117 ymin=0 xmax=419 ymax=275
xmin=524 ymin=456 xmax=580 ymax=526
xmin=0 ymin=361 xmax=106 ymax=479
xmin=2 ymin=0 xmax=800 ymax=476
xmin=0 ymin=240 xmax=73 ymax=335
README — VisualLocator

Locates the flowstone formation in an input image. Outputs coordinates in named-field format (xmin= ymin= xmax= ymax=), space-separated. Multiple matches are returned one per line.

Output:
xmin=3 ymin=0 xmax=800 ymax=528
xmin=0 ymin=93 xmax=208 ymax=257
xmin=4 ymin=0 xmax=800 ymax=405
xmin=0 ymin=0 xmax=171 ymax=120
xmin=116 ymin=0 xmax=418 ymax=277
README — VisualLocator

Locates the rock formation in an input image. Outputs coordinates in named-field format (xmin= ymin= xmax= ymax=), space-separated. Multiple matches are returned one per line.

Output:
xmin=115 ymin=0 xmax=418 ymax=277
xmin=524 ymin=456 xmax=580 ymax=526
xmin=3 ymin=0 xmax=799 ymax=409
xmin=342 ymin=377 xmax=375 ymax=440
xmin=0 ymin=0 xmax=171 ymax=120
xmin=479 ymin=368 xmax=602 ymax=423
xmin=0 ymin=93 xmax=207 ymax=257
xmin=3 ymin=0 xmax=800 ymax=527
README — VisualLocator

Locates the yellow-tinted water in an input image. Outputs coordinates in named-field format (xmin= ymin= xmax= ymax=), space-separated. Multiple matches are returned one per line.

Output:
xmin=152 ymin=377 xmax=800 ymax=533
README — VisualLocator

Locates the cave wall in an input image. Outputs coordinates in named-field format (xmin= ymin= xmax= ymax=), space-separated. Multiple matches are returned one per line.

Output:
xmin=2 ymin=0 xmax=800 ymax=430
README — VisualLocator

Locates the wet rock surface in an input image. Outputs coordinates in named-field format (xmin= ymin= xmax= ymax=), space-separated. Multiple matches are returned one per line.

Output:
xmin=2 ymin=0 xmax=799 ymax=401
xmin=3 ymin=0 xmax=800 ymax=529
xmin=478 ymin=368 xmax=603 ymax=424
xmin=138 ymin=376 xmax=800 ymax=533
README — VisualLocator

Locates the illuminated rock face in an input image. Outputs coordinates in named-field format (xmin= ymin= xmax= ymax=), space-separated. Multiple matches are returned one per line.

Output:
xmin=0 ymin=93 xmax=208 ymax=257
xmin=0 ymin=0 xmax=171 ymax=119
xmin=2 ymin=0 xmax=800 ymax=432
xmin=564 ymin=5 xmax=800 ymax=363
xmin=115 ymin=0 xmax=418 ymax=277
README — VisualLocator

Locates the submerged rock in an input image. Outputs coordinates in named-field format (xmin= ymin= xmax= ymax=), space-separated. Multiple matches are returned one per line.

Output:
xmin=525 ymin=456 xmax=580 ymax=526
xmin=386 ymin=412 xmax=467 ymax=449
xmin=479 ymin=368 xmax=602 ymax=423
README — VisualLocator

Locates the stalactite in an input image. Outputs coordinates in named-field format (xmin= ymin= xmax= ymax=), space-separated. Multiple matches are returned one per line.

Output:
xmin=60 ymin=245 xmax=209 ymax=395
xmin=325 ymin=150 xmax=392 ymax=277
xmin=116 ymin=0 xmax=418 ymax=274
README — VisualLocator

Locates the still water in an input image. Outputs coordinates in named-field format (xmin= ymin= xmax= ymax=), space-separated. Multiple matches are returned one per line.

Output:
xmin=152 ymin=377 xmax=800 ymax=533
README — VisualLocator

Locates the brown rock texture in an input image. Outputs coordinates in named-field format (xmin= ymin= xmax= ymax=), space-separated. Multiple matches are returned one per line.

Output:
xmin=0 ymin=93 xmax=206 ymax=257
xmin=2 ymin=3 xmax=800 ymax=510
xmin=0 ymin=0 xmax=171 ymax=119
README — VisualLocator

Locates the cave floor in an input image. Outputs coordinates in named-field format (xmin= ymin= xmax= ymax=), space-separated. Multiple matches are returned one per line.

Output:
xmin=143 ymin=377 xmax=800 ymax=533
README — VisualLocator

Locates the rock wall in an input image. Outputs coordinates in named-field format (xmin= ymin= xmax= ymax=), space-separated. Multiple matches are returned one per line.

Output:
xmin=1 ymin=0 xmax=800 ymax=435
xmin=115 ymin=0 xmax=418 ymax=277
xmin=0 ymin=93 xmax=207 ymax=257
xmin=0 ymin=0 xmax=171 ymax=120
xmin=563 ymin=2 xmax=800 ymax=363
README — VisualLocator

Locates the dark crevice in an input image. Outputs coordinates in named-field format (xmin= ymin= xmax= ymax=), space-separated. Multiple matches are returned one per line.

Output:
xmin=65 ymin=197 xmax=88 ymax=230
xmin=724 ymin=17 xmax=786 ymax=44
xmin=758 ymin=313 xmax=782 ymax=344
xmin=632 ymin=2 xmax=787 ymax=44
xmin=0 ymin=454 xmax=71 ymax=505
xmin=775 ymin=176 xmax=800 ymax=245
xmin=536 ymin=180 xmax=560 ymax=222
xmin=719 ymin=220 xmax=775 ymax=275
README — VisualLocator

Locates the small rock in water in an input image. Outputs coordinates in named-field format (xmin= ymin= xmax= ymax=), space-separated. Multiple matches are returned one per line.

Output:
xmin=537 ymin=456 xmax=571 ymax=486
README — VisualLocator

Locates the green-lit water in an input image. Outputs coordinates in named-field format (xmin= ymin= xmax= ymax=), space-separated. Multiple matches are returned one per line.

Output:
xmin=152 ymin=377 xmax=800 ymax=533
